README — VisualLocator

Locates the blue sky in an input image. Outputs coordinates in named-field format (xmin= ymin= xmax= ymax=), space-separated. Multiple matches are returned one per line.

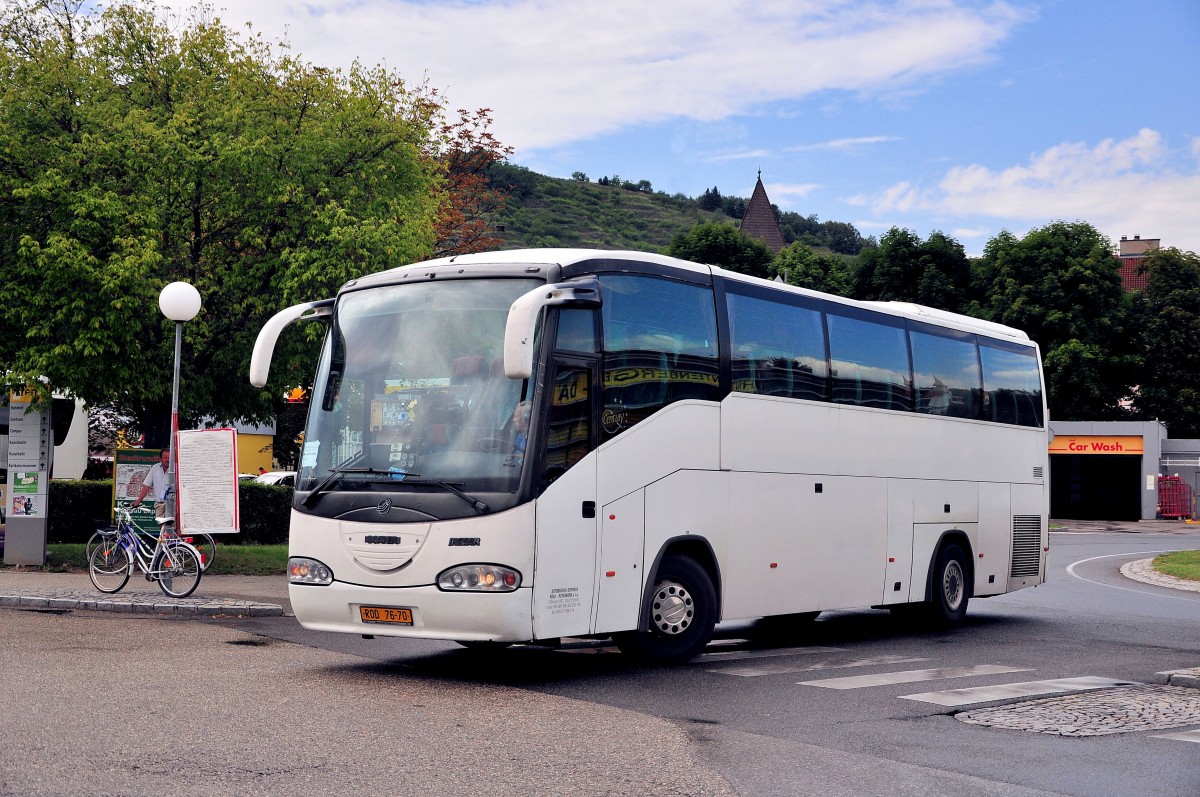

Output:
xmin=174 ymin=0 xmax=1200 ymax=256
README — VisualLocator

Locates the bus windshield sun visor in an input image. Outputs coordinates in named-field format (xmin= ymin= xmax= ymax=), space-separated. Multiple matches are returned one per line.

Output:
xmin=249 ymin=299 xmax=334 ymax=388
xmin=504 ymin=278 xmax=601 ymax=379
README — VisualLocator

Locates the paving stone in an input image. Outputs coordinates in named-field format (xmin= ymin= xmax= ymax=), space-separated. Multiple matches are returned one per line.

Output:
xmin=958 ymin=685 xmax=1200 ymax=736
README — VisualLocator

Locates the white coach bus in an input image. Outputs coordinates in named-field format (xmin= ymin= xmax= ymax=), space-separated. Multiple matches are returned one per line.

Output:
xmin=251 ymin=249 xmax=1048 ymax=663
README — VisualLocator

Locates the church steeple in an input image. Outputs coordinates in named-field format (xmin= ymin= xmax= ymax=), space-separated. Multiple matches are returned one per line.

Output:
xmin=739 ymin=172 xmax=786 ymax=253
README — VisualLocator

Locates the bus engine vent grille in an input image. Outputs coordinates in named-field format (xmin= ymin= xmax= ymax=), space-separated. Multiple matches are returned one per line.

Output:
xmin=1032 ymin=466 xmax=1044 ymax=479
xmin=1010 ymin=515 xmax=1042 ymax=577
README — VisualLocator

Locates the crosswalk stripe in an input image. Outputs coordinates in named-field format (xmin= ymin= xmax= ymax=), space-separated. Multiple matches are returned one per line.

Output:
xmin=797 ymin=664 xmax=1032 ymax=689
xmin=697 ymin=645 xmax=845 ymax=663
xmin=900 ymin=676 xmax=1138 ymax=706
xmin=1152 ymin=729 xmax=1200 ymax=743
xmin=714 ymin=654 xmax=929 ymax=678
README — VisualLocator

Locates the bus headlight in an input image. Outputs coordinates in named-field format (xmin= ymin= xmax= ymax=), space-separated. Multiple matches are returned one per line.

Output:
xmin=437 ymin=564 xmax=521 ymax=592
xmin=289 ymin=557 xmax=333 ymax=585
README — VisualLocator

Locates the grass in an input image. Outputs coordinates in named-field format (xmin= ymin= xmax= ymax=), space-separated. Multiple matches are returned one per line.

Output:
xmin=1152 ymin=550 xmax=1200 ymax=582
xmin=38 ymin=543 xmax=288 ymax=576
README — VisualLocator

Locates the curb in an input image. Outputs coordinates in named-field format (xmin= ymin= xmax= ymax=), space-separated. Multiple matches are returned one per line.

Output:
xmin=0 ymin=590 xmax=284 ymax=617
xmin=1119 ymin=558 xmax=1200 ymax=593
xmin=1154 ymin=668 xmax=1200 ymax=689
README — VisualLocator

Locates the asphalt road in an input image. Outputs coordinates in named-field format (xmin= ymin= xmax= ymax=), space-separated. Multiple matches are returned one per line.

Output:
xmin=2 ymin=526 xmax=1198 ymax=796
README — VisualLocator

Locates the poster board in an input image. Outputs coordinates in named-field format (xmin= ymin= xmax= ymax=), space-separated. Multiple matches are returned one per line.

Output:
xmin=177 ymin=428 xmax=240 ymax=535
xmin=112 ymin=448 xmax=164 ymax=534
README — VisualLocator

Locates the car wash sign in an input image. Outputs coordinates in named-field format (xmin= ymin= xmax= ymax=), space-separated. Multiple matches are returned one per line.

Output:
xmin=1049 ymin=435 xmax=1144 ymax=455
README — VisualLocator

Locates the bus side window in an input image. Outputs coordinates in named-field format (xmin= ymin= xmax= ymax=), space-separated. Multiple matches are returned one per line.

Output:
xmin=980 ymin=341 xmax=1044 ymax=427
xmin=599 ymin=275 xmax=719 ymax=441
xmin=827 ymin=310 xmax=912 ymax=411
xmin=727 ymin=289 xmax=827 ymax=401
xmin=910 ymin=325 xmax=982 ymax=420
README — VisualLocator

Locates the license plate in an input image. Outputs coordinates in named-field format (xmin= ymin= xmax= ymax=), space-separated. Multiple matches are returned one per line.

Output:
xmin=359 ymin=606 xmax=413 ymax=625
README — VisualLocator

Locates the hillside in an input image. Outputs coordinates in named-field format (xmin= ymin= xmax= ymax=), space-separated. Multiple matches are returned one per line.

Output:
xmin=489 ymin=164 xmax=734 ymax=253
xmin=487 ymin=164 xmax=869 ymax=256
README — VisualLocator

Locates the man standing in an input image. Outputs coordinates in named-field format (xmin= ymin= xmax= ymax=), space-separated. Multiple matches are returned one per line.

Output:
xmin=132 ymin=449 xmax=171 ymax=519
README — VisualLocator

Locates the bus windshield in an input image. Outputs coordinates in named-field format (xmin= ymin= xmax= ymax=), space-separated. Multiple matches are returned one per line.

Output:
xmin=298 ymin=278 xmax=542 ymax=498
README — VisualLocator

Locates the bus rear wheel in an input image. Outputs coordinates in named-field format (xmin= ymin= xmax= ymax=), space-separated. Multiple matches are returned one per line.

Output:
xmin=614 ymin=554 xmax=716 ymax=665
xmin=928 ymin=542 xmax=970 ymax=626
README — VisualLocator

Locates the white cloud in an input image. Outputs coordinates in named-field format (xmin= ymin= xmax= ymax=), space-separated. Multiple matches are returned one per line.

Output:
xmin=786 ymin=135 xmax=900 ymax=153
xmin=863 ymin=129 xmax=1200 ymax=254
xmin=707 ymin=148 xmax=773 ymax=163
xmin=767 ymin=182 xmax=822 ymax=201
xmin=169 ymin=0 xmax=1028 ymax=152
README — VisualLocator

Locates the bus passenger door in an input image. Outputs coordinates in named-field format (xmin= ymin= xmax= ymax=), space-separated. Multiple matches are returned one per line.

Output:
xmin=532 ymin=358 xmax=599 ymax=640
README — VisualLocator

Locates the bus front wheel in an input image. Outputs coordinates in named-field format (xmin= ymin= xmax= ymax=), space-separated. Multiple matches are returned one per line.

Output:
xmin=928 ymin=542 xmax=970 ymax=626
xmin=614 ymin=554 xmax=716 ymax=665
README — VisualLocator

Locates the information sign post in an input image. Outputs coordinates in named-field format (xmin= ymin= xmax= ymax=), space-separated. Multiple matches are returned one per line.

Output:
xmin=4 ymin=388 xmax=52 ymax=565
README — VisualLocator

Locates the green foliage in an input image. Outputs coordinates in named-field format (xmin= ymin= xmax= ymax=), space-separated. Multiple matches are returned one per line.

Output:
xmin=47 ymin=480 xmax=113 ymax=543
xmin=44 ymin=479 xmax=292 ymax=544
xmin=1131 ymin=248 xmax=1200 ymax=436
xmin=977 ymin=221 xmax=1137 ymax=420
xmin=852 ymin=228 xmax=971 ymax=312
xmin=0 ymin=0 xmax=443 ymax=445
xmin=668 ymin=221 xmax=775 ymax=279
xmin=773 ymin=242 xmax=853 ymax=297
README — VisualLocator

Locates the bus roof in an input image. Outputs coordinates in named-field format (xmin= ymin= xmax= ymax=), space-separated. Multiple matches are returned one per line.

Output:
xmin=352 ymin=248 xmax=1030 ymax=344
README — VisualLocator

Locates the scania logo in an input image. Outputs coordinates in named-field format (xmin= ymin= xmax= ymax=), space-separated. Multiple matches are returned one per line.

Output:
xmin=376 ymin=499 xmax=393 ymax=515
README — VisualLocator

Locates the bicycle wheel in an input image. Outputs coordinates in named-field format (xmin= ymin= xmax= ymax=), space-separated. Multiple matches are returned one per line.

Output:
xmin=154 ymin=543 xmax=202 ymax=598
xmin=188 ymin=533 xmax=217 ymax=572
xmin=89 ymin=542 xmax=131 ymax=593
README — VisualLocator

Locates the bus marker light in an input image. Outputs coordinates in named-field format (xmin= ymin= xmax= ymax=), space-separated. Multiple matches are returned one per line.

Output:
xmin=979 ymin=553 xmax=984 ymax=557
xmin=606 ymin=571 xmax=616 ymax=577
xmin=770 ymin=562 xmax=778 ymax=569
xmin=609 ymin=515 xmax=616 ymax=520
xmin=888 ymin=557 xmax=895 ymax=563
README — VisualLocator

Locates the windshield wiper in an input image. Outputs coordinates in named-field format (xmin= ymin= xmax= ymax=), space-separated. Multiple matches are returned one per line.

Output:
xmin=302 ymin=467 xmax=489 ymax=514
xmin=301 ymin=466 xmax=393 ymax=508
xmin=397 ymin=478 xmax=490 ymax=514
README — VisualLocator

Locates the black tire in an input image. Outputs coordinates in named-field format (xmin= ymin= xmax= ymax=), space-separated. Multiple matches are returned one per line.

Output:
xmin=89 ymin=542 xmax=131 ymax=594
xmin=154 ymin=543 xmax=202 ymax=598
xmin=614 ymin=554 xmax=717 ymax=664
xmin=928 ymin=542 xmax=970 ymax=626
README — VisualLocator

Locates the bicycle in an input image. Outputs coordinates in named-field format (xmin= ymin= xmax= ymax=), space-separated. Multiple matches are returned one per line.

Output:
xmin=88 ymin=506 xmax=203 ymax=598
xmin=87 ymin=507 xmax=217 ymax=572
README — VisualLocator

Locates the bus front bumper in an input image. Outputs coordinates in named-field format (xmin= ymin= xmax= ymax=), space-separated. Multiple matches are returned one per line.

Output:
xmin=288 ymin=581 xmax=535 ymax=643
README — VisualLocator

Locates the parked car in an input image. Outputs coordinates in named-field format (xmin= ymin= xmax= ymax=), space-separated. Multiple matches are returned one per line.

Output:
xmin=254 ymin=471 xmax=295 ymax=487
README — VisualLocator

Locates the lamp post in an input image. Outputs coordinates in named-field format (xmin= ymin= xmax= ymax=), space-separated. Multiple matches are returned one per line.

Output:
xmin=158 ymin=281 xmax=202 ymax=520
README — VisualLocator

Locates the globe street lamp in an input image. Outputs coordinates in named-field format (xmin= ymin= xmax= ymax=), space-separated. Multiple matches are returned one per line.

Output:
xmin=159 ymin=281 xmax=202 ymax=520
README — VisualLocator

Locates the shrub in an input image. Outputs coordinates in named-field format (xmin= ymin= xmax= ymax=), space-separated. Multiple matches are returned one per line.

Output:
xmin=45 ymin=480 xmax=292 ymax=545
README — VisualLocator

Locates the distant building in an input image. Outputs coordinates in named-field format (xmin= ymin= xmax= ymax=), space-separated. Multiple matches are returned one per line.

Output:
xmin=1117 ymin=235 xmax=1160 ymax=291
xmin=739 ymin=172 xmax=786 ymax=253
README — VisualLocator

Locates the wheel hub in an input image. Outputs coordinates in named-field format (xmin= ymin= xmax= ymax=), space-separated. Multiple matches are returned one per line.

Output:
xmin=943 ymin=560 xmax=964 ymax=610
xmin=651 ymin=581 xmax=694 ymax=635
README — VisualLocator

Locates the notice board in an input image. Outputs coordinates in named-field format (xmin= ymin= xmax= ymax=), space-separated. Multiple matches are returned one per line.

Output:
xmin=177 ymin=428 xmax=240 ymax=534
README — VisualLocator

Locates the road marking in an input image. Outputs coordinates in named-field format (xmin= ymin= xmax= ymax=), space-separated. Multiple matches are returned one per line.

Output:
xmin=1065 ymin=551 xmax=1199 ymax=603
xmin=900 ymin=676 xmax=1138 ymax=706
xmin=714 ymin=654 xmax=928 ymax=678
xmin=1152 ymin=729 xmax=1200 ymax=743
xmin=698 ymin=645 xmax=845 ymax=663
xmin=797 ymin=664 xmax=1031 ymax=689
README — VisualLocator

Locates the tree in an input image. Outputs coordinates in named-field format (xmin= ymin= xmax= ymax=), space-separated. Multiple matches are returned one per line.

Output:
xmin=570 ymin=171 xmax=588 ymax=182
xmin=0 ymin=0 xmax=447 ymax=446
xmin=1132 ymin=247 xmax=1200 ymax=436
xmin=697 ymin=186 xmax=722 ymax=212
xmin=668 ymin=221 xmax=774 ymax=279
xmin=977 ymin=221 xmax=1137 ymax=420
xmin=853 ymin=227 xmax=971 ymax=312
xmin=431 ymin=106 xmax=514 ymax=257
xmin=772 ymin=242 xmax=853 ymax=297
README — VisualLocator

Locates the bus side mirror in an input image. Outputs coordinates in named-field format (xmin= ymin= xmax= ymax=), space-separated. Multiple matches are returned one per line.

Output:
xmin=503 ymin=280 xmax=600 ymax=379
xmin=250 ymin=299 xmax=335 ymax=388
